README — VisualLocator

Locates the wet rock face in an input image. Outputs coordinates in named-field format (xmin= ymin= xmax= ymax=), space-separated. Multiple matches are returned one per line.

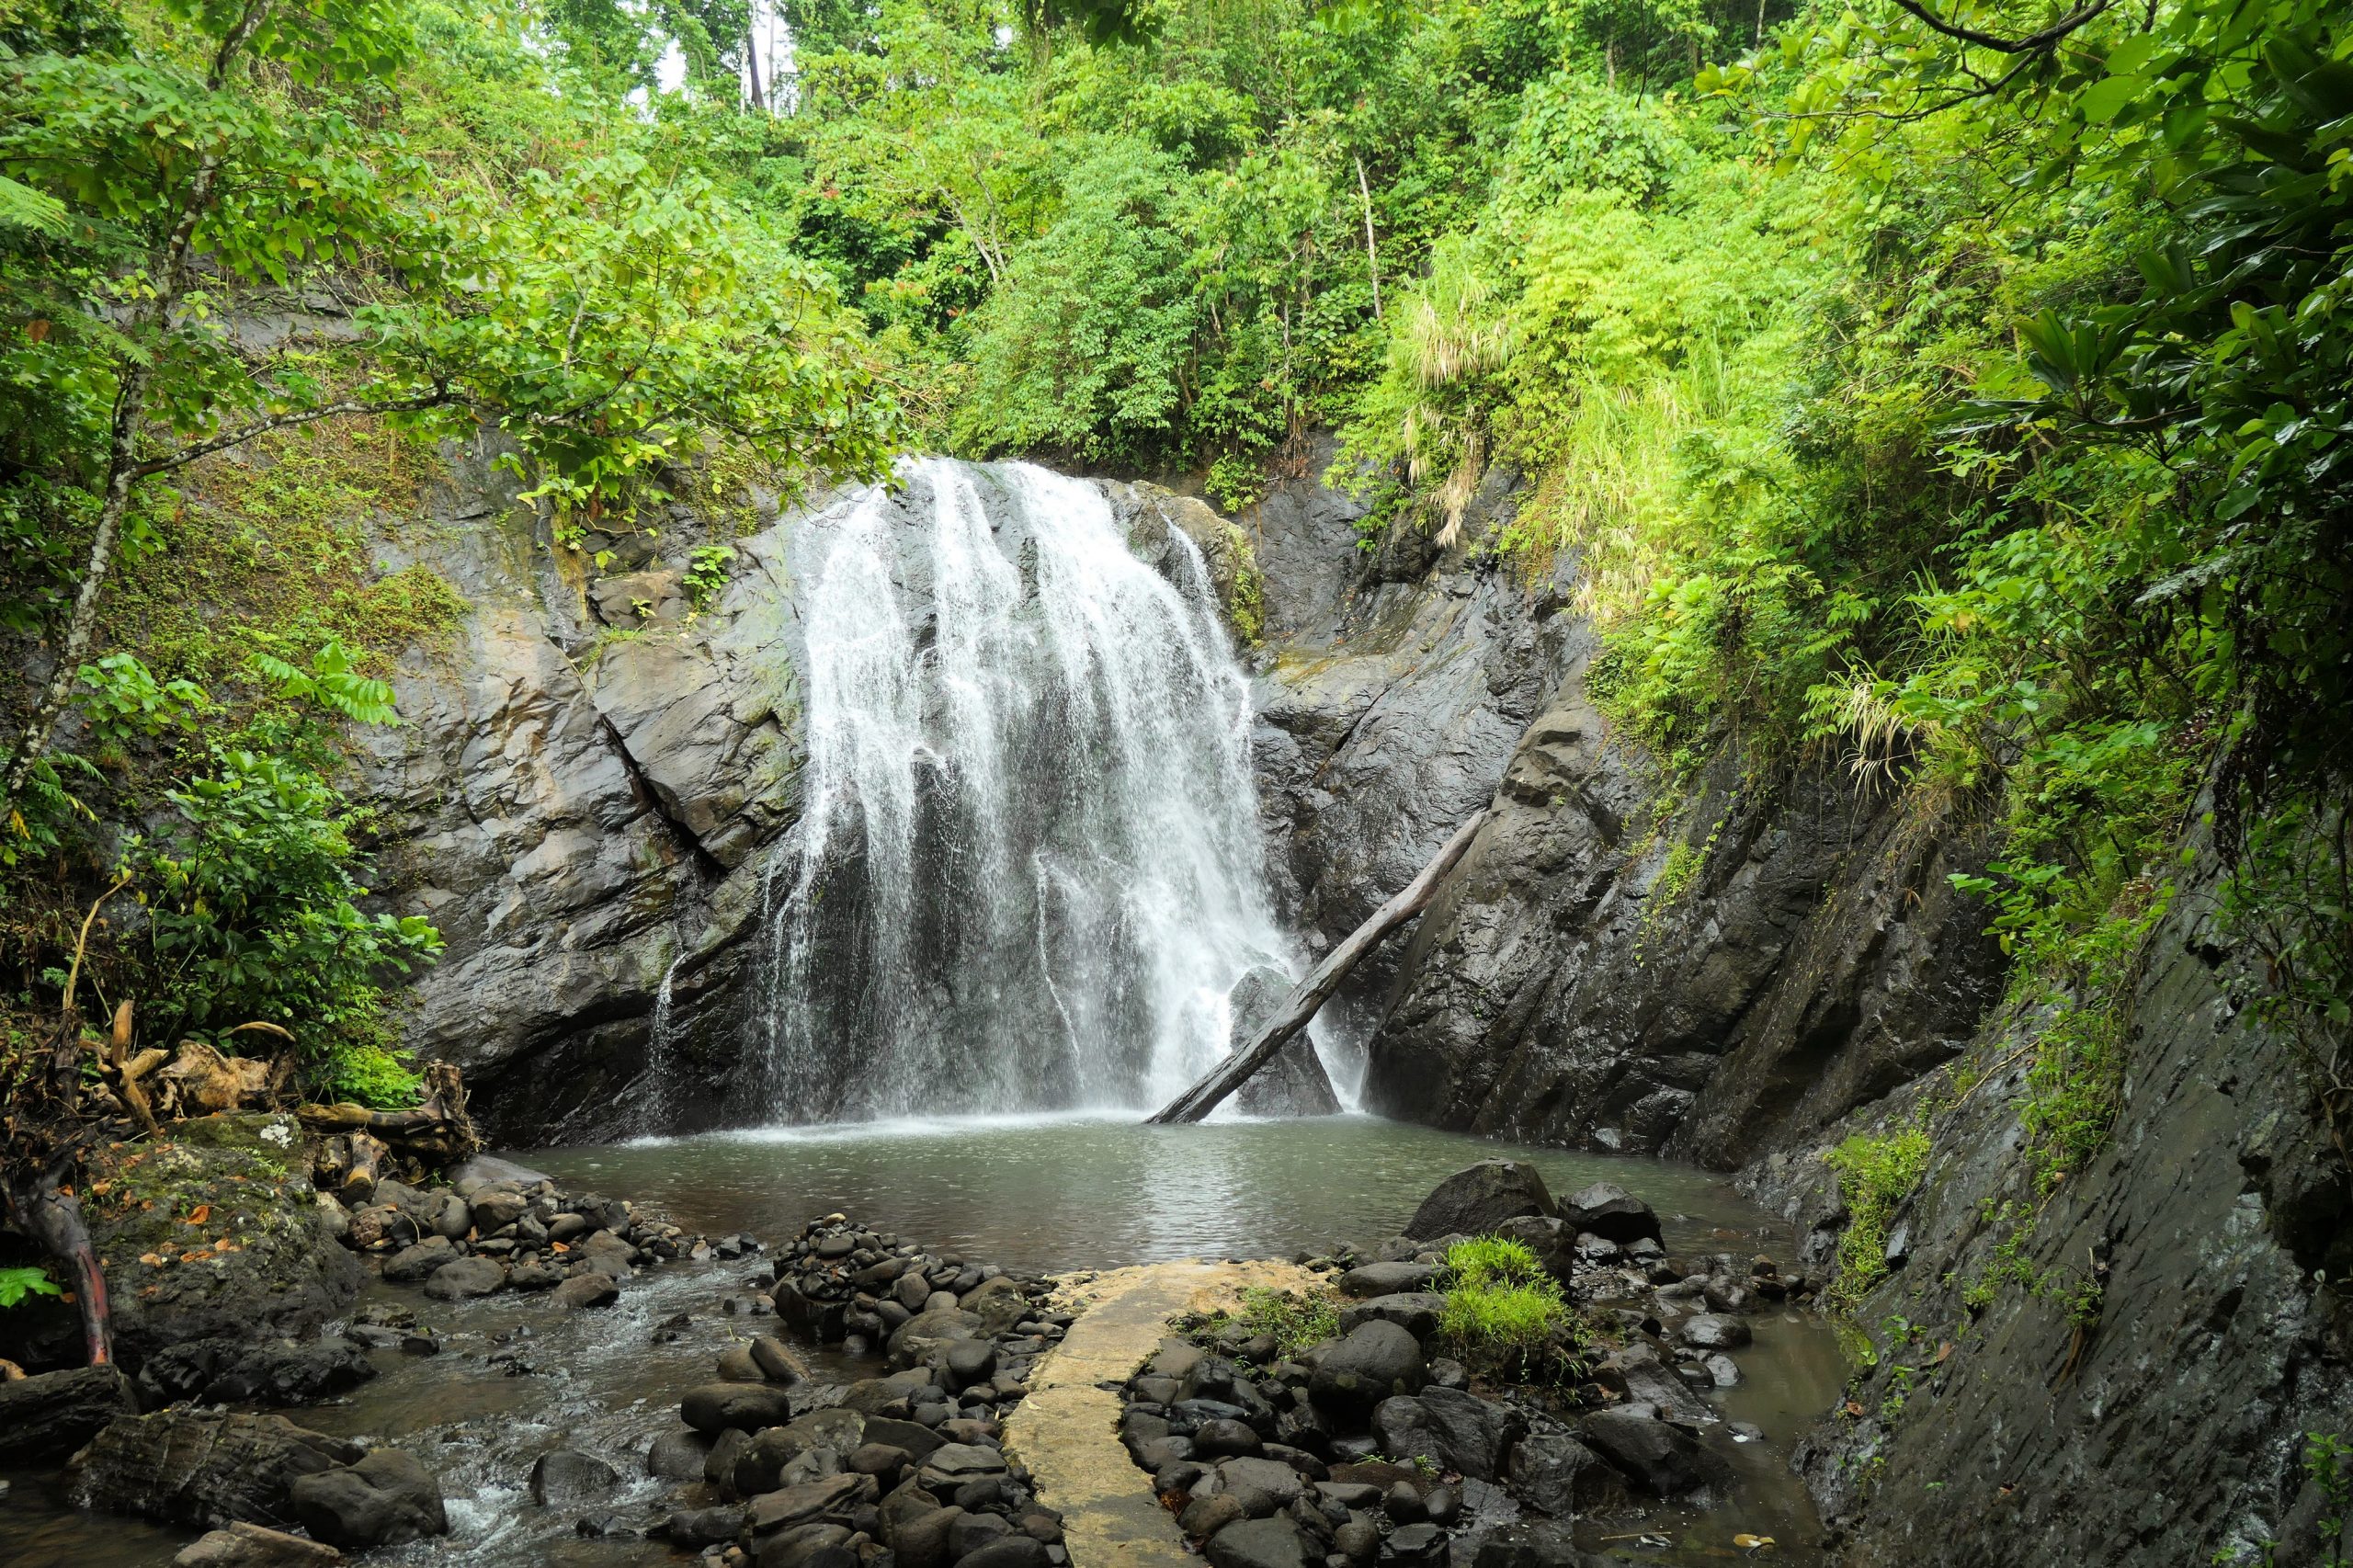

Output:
xmin=1357 ymin=705 xmax=2007 ymax=1161
xmin=1220 ymin=444 xmax=2007 ymax=1162
xmin=1764 ymin=835 xmax=2353 ymax=1568
xmin=361 ymin=442 xmax=805 ymax=1143
xmin=1242 ymin=449 xmax=1581 ymax=964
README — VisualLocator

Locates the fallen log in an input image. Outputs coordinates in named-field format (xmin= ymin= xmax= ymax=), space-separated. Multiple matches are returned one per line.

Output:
xmin=296 ymin=1074 xmax=479 ymax=1165
xmin=1147 ymin=810 xmax=1487 ymax=1125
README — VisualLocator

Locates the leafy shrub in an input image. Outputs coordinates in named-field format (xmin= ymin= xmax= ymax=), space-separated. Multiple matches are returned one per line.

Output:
xmin=76 ymin=652 xmax=210 ymax=747
xmin=956 ymin=138 xmax=1199 ymax=460
xmin=145 ymin=747 xmax=441 ymax=1050
xmin=684 ymin=544 xmax=735 ymax=613
xmin=1500 ymin=72 xmax=1693 ymax=210
xmin=0 ymin=1265 xmax=61 ymax=1308
xmin=1824 ymin=1128 xmax=1931 ymax=1312
xmin=251 ymin=637 xmax=397 ymax=727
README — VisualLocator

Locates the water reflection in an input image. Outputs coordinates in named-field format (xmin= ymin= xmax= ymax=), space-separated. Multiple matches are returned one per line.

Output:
xmin=540 ymin=1113 xmax=1779 ymax=1274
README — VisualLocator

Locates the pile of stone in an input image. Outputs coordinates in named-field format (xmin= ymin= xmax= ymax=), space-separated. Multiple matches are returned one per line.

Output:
xmin=1113 ymin=1161 xmax=1801 ymax=1568
xmin=635 ymin=1212 xmax=1073 ymax=1568
xmin=319 ymin=1158 xmax=741 ymax=1311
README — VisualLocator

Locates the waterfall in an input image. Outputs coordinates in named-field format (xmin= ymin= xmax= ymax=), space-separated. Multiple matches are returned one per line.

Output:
xmin=754 ymin=458 xmax=1291 ymax=1121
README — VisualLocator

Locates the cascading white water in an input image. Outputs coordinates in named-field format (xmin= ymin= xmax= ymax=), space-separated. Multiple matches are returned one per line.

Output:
xmin=755 ymin=458 xmax=1293 ymax=1121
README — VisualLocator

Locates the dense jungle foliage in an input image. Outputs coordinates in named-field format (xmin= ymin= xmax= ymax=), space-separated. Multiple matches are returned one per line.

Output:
xmin=3 ymin=0 xmax=2347 ymax=1199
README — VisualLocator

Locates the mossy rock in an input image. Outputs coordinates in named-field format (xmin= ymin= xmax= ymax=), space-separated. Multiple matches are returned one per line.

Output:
xmin=77 ymin=1116 xmax=360 ymax=1367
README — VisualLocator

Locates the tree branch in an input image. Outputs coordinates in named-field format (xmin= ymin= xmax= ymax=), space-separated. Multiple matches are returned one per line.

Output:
xmin=131 ymin=388 xmax=459 ymax=477
xmin=1886 ymin=0 xmax=2112 ymax=54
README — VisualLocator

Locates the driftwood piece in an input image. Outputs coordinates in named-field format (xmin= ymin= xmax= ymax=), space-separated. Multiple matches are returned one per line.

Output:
xmin=296 ymin=1063 xmax=480 ymax=1165
xmin=1148 ymin=811 xmax=1487 ymax=1125
xmin=97 ymin=1001 xmax=164 ymax=1137
xmin=161 ymin=1041 xmax=275 ymax=1117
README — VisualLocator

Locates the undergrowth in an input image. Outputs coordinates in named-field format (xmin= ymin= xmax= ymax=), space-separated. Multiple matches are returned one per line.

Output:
xmin=1437 ymin=1236 xmax=1585 ymax=1381
xmin=1824 ymin=1127 xmax=1929 ymax=1312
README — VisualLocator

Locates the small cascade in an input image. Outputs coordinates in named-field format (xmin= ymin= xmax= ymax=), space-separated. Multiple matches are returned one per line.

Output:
xmin=634 ymin=953 xmax=684 ymax=1135
xmin=754 ymin=458 xmax=1295 ymax=1121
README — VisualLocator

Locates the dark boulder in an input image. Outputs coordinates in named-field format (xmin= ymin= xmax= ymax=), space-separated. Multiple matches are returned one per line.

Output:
xmin=683 ymin=1381 xmax=797 ymax=1434
xmin=76 ymin=1114 xmax=363 ymax=1367
xmin=1491 ymin=1217 xmax=1576 ymax=1284
xmin=751 ymin=1335 xmax=810 ymax=1383
xmin=1384 ymin=1521 xmax=1446 ymax=1563
xmin=1204 ymin=1515 xmax=1313 ymax=1568
xmin=552 ymin=1272 xmax=618 ymax=1309
xmin=960 ymin=1275 xmax=1031 ymax=1336
xmin=1507 ymin=1433 xmax=1621 ymax=1517
xmin=1334 ymin=1261 xmax=1438 ymax=1299
xmin=1577 ymin=1409 xmax=1730 ymax=1497
xmin=1370 ymin=1387 xmax=1525 ymax=1482
xmin=745 ymin=1471 xmax=874 ymax=1533
xmin=888 ymin=1306 xmax=983 ymax=1370
xmin=1228 ymin=967 xmax=1343 ymax=1119
xmin=665 ymin=1506 xmax=744 ymax=1548
xmin=1337 ymin=1292 xmax=1444 ymax=1339
xmin=0 ymin=1364 xmax=135 ymax=1461
xmin=646 ymin=1428 xmax=714 ymax=1481
xmin=1307 ymin=1321 xmax=1426 ymax=1417
xmin=1404 ymin=1162 xmax=1555 ymax=1240
xmin=886 ymin=1503 xmax=964 ymax=1568
xmin=381 ymin=1236 xmax=458 ymax=1282
xmin=1557 ymin=1184 xmax=1660 ymax=1246
xmin=941 ymin=1338 xmax=998 ymax=1390
xmin=1195 ymin=1418 xmax=1264 ymax=1458
xmin=422 ymin=1256 xmax=506 ymax=1301
xmin=917 ymin=1442 xmax=1009 ymax=1490
xmin=863 ymin=1415 xmax=948 ymax=1460
xmin=529 ymin=1449 xmax=620 ymax=1505
xmin=755 ymin=1521 xmax=854 ymax=1568
xmin=1181 ymin=1493 xmax=1247 ymax=1538
xmin=289 ymin=1448 xmax=449 ymax=1549
xmin=140 ymin=1337 xmax=375 ymax=1406
xmin=955 ymin=1537 xmax=1051 ymax=1568
xmin=1217 ymin=1457 xmax=1306 ymax=1510
xmin=74 ymin=1410 xmax=361 ymax=1529
xmin=1678 ymin=1313 xmax=1750 ymax=1350
xmin=1592 ymin=1343 xmax=1711 ymax=1424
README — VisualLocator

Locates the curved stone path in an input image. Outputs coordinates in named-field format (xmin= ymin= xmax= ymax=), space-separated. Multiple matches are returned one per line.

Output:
xmin=1003 ymin=1259 xmax=1316 ymax=1566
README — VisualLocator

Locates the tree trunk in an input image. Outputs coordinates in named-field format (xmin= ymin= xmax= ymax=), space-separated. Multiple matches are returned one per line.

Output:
xmin=1147 ymin=811 xmax=1487 ymax=1125
xmin=0 ymin=3 xmax=262 ymax=801
xmin=13 ymin=1175 xmax=114 ymax=1367
xmin=1356 ymin=155 xmax=1382 ymax=322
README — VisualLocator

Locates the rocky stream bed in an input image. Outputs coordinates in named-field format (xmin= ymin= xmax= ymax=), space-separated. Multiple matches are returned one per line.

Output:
xmin=0 ymin=1115 xmax=1839 ymax=1568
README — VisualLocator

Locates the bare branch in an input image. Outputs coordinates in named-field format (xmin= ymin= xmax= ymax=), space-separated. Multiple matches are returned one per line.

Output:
xmin=1885 ymin=0 xmax=2113 ymax=54
xmin=131 ymin=389 xmax=460 ymax=477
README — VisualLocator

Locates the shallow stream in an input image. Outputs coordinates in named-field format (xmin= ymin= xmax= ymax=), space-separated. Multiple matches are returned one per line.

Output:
xmin=1 ymin=1116 xmax=1844 ymax=1568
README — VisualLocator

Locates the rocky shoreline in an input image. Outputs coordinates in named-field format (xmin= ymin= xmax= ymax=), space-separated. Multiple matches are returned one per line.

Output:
xmin=1107 ymin=1160 xmax=1810 ymax=1568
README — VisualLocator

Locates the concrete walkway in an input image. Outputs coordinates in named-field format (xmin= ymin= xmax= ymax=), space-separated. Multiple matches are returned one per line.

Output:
xmin=1004 ymin=1259 xmax=1316 ymax=1567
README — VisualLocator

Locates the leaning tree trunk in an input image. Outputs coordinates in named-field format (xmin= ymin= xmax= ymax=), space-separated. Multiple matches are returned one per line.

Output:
xmin=1148 ymin=811 xmax=1487 ymax=1126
